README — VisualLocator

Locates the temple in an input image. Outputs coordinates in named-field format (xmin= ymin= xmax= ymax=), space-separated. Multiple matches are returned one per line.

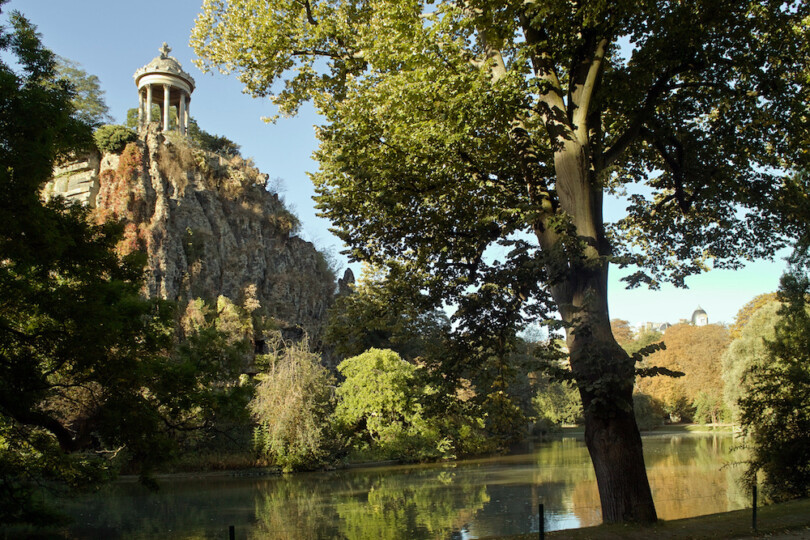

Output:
xmin=133 ymin=43 xmax=195 ymax=134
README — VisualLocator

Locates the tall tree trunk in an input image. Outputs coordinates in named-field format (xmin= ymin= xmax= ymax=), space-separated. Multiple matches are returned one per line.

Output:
xmin=541 ymin=139 xmax=658 ymax=524
xmin=553 ymin=265 xmax=658 ymax=524
xmin=584 ymin=392 xmax=658 ymax=523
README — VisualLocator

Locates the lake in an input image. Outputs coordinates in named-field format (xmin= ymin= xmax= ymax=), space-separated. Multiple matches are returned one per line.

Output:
xmin=60 ymin=432 xmax=747 ymax=539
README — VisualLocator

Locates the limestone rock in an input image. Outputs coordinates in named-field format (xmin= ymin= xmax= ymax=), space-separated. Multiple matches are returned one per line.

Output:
xmin=45 ymin=127 xmax=336 ymax=338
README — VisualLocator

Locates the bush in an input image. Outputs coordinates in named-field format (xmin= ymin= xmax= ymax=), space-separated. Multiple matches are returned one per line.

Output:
xmin=533 ymin=380 xmax=583 ymax=430
xmin=334 ymin=349 xmax=450 ymax=461
xmin=250 ymin=338 xmax=337 ymax=471
xmin=187 ymin=119 xmax=240 ymax=156
xmin=633 ymin=392 xmax=666 ymax=431
xmin=94 ymin=124 xmax=137 ymax=154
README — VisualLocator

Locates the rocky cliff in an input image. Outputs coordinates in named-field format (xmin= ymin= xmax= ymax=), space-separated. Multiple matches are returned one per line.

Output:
xmin=44 ymin=126 xmax=336 ymax=338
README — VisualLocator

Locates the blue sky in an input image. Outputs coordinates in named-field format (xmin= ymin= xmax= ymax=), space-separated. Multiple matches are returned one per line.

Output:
xmin=8 ymin=0 xmax=791 ymax=328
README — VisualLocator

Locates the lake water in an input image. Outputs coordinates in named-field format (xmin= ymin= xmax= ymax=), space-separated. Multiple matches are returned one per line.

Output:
xmin=60 ymin=433 xmax=747 ymax=539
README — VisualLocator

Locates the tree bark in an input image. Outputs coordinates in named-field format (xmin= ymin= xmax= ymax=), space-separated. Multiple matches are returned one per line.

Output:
xmin=584 ymin=393 xmax=658 ymax=523
xmin=541 ymin=140 xmax=658 ymax=524
xmin=553 ymin=265 xmax=659 ymax=524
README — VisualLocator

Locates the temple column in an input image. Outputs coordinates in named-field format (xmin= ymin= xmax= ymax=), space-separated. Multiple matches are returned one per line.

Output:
xmin=146 ymin=84 xmax=153 ymax=123
xmin=138 ymin=89 xmax=144 ymax=128
xmin=163 ymin=84 xmax=171 ymax=131
xmin=185 ymin=99 xmax=190 ymax=134
xmin=179 ymin=92 xmax=187 ymax=135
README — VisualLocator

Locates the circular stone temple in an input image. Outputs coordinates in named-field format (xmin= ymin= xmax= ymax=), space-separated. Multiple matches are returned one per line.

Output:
xmin=134 ymin=43 xmax=195 ymax=134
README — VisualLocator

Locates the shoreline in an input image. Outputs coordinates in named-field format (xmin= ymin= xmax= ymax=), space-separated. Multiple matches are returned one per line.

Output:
xmin=487 ymin=498 xmax=810 ymax=539
xmin=117 ymin=425 xmax=734 ymax=482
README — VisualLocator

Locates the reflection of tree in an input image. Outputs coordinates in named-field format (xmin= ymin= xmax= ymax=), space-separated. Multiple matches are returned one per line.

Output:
xmin=532 ymin=439 xmax=600 ymax=529
xmin=564 ymin=436 xmax=749 ymax=527
xmin=63 ymin=479 xmax=261 ymax=538
xmin=60 ymin=435 xmax=747 ymax=537
xmin=252 ymin=474 xmax=344 ymax=539
xmin=645 ymin=436 xmax=747 ymax=520
xmin=335 ymin=470 xmax=489 ymax=540
xmin=250 ymin=466 xmax=490 ymax=540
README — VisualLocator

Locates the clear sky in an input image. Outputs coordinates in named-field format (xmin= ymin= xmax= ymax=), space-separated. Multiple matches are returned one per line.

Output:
xmin=7 ymin=0 xmax=791 ymax=328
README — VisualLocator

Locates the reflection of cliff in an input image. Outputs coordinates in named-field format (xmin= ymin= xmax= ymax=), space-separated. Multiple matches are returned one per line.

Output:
xmin=45 ymin=128 xmax=336 ymax=337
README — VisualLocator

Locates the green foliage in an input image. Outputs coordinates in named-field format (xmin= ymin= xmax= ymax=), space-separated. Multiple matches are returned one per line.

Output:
xmin=722 ymin=300 xmax=780 ymax=422
xmin=193 ymin=0 xmax=810 ymax=520
xmin=633 ymin=393 xmax=666 ymax=432
xmin=93 ymin=124 xmax=137 ymax=154
xmin=0 ymin=8 xmax=113 ymax=521
xmin=251 ymin=337 xmax=337 ymax=471
xmin=623 ymin=329 xmax=663 ymax=356
xmin=0 ymin=8 xmax=250 ymax=522
xmin=693 ymin=391 xmax=730 ymax=425
xmin=533 ymin=379 xmax=583 ymax=429
xmin=54 ymin=56 xmax=111 ymax=127
xmin=335 ymin=349 xmax=449 ymax=461
xmin=128 ymin=111 xmax=242 ymax=157
xmin=170 ymin=298 xmax=255 ymax=453
xmin=729 ymin=293 xmax=779 ymax=340
xmin=738 ymin=270 xmax=810 ymax=501
xmin=126 ymin=105 xmax=160 ymax=129
xmin=324 ymin=264 xmax=450 ymax=359
xmin=187 ymin=118 xmax=241 ymax=157
xmin=126 ymin=105 xmax=180 ymax=131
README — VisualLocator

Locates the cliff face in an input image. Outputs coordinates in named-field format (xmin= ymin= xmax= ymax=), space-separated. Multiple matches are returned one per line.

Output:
xmin=45 ymin=127 xmax=335 ymax=337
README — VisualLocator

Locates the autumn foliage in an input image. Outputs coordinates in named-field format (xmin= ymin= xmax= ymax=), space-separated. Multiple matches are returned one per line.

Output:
xmin=635 ymin=324 xmax=730 ymax=422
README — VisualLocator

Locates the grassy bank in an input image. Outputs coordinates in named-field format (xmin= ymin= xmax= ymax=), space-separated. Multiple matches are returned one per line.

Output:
xmin=488 ymin=498 xmax=810 ymax=539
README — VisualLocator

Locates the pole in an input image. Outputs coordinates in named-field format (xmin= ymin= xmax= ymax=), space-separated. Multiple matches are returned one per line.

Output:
xmin=752 ymin=483 xmax=757 ymax=531
xmin=539 ymin=503 xmax=544 ymax=540
xmin=229 ymin=525 xmax=235 ymax=540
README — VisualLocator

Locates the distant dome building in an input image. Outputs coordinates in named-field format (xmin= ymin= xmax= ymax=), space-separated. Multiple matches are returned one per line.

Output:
xmin=133 ymin=43 xmax=195 ymax=135
xmin=691 ymin=306 xmax=708 ymax=326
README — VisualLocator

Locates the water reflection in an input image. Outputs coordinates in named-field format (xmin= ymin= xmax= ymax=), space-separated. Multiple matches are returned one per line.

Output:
xmin=59 ymin=434 xmax=746 ymax=539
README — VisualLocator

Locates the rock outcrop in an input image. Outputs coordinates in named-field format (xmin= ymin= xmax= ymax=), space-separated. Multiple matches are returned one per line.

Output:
xmin=45 ymin=126 xmax=336 ymax=337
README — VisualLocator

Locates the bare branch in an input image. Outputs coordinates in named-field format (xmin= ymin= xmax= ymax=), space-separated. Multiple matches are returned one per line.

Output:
xmin=297 ymin=0 xmax=318 ymax=26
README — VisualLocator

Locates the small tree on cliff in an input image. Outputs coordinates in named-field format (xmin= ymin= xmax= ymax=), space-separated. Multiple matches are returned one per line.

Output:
xmin=54 ymin=56 xmax=112 ymax=127
xmin=192 ymin=0 xmax=810 ymax=523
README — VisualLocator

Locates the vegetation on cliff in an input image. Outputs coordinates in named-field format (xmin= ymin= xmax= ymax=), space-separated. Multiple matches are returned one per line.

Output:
xmin=0 ymin=7 xmax=251 ymax=523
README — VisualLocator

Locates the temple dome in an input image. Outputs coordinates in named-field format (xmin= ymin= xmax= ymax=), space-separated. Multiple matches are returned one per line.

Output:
xmin=133 ymin=42 xmax=195 ymax=93
xmin=691 ymin=306 xmax=708 ymax=326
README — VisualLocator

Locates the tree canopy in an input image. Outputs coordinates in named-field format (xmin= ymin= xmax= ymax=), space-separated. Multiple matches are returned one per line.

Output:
xmin=635 ymin=323 xmax=729 ymax=422
xmin=739 ymin=270 xmax=810 ymax=501
xmin=0 ymin=6 xmax=247 ymax=522
xmin=54 ymin=56 xmax=112 ymax=127
xmin=722 ymin=296 xmax=781 ymax=422
xmin=192 ymin=0 xmax=810 ymax=523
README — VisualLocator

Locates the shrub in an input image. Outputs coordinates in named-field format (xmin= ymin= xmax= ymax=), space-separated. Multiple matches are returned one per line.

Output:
xmin=250 ymin=338 xmax=337 ymax=471
xmin=533 ymin=380 xmax=583 ymax=429
xmin=93 ymin=124 xmax=137 ymax=154
xmin=334 ymin=348 xmax=450 ymax=461
xmin=633 ymin=392 xmax=666 ymax=431
xmin=187 ymin=119 xmax=241 ymax=156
